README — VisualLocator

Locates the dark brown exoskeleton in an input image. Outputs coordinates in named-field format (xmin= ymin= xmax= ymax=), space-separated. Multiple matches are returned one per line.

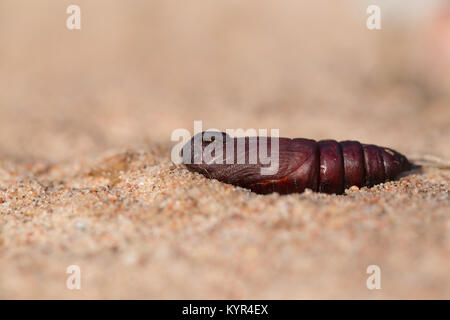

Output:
xmin=182 ymin=131 xmax=412 ymax=195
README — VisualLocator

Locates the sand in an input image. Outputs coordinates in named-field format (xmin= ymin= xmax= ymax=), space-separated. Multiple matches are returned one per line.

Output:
xmin=0 ymin=148 xmax=449 ymax=299
xmin=0 ymin=1 xmax=449 ymax=299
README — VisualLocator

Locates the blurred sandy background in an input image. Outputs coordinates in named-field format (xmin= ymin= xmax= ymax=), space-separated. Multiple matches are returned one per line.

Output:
xmin=0 ymin=1 xmax=449 ymax=299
